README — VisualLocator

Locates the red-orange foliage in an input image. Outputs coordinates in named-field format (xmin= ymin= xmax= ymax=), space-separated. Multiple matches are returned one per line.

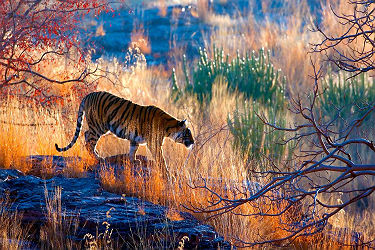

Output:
xmin=0 ymin=0 xmax=115 ymax=103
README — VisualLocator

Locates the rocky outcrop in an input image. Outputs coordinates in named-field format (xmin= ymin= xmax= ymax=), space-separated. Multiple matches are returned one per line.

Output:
xmin=0 ymin=155 xmax=231 ymax=249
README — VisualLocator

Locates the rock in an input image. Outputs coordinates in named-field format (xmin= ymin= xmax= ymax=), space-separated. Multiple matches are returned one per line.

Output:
xmin=0 ymin=156 xmax=232 ymax=249
xmin=101 ymin=154 xmax=152 ymax=178
xmin=25 ymin=155 xmax=80 ymax=178
xmin=83 ymin=1 xmax=323 ymax=66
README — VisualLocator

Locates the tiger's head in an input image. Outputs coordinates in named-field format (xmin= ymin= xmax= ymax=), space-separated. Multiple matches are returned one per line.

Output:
xmin=168 ymin=119 xmax=194 ymax=148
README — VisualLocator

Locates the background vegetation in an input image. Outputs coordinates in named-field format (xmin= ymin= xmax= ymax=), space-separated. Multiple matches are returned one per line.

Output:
xmin=1 ymin=0 xmax=375 ymax=248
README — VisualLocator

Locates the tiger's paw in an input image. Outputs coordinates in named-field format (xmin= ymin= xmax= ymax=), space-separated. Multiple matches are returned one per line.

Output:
xmin=132 ymin=159 xmax=141 ymax=166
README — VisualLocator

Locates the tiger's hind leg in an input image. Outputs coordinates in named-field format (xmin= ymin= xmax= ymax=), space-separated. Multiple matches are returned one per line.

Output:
xmin=84 ymin=130 xmax=101 ymax=158
xmin=129 ymin=141 xmax=139 ymax=163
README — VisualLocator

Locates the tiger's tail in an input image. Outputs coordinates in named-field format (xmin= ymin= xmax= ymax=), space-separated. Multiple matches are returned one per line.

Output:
xmin=55 ymin=96 xmax=86 ymax=152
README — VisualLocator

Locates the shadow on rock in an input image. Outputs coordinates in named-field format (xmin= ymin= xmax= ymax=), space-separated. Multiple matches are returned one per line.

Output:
xmin=0 ymin=155 xmax=231 ymax=249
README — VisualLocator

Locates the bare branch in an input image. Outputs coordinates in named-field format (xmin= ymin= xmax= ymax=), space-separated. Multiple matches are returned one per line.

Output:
xmin=187 ymin=62 xmax=375 ymax=247
xmin=312 ymin=1 xmax=375 ymax=74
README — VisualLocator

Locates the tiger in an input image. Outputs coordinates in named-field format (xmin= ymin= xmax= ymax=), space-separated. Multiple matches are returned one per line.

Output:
xmin=55 ymin=91 xmax=194 ymax=178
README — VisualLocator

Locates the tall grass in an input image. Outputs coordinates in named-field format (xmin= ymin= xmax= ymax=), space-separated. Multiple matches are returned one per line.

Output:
xmin=172 ymin=46 xmax=289 ymax=169
xmin=0 ymin=197 xmax=31 ymax=250
xmin=228 ymin=101 xmax=293 ymax=168
xmin=0 ymin=0 xmax=374 ymax=247
xmin=172 ymin=47 xmax=286 ymax=109
xmin=205 ymin=0 xmax=321 ymax=94
xmin=0 ymin=94 xmax=95 ymax=175
xmin=40 ymin=187 xmax=80 ymax=249
xmin=320 ymin=70 xmax=375 ymax=130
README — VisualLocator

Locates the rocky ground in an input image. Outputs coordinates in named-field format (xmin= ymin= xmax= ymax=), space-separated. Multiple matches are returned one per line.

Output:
xmin=0 ymin=155 xmax=231 ymax=249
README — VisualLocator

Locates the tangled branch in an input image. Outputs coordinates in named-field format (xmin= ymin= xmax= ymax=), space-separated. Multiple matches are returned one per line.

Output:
xmin=312 ymin=0 xmax=375 ymax=76
xmin=186 ymin=63 xmax=375 ymax=247
xmin=0 ymin=0 xmax=129 ymax=104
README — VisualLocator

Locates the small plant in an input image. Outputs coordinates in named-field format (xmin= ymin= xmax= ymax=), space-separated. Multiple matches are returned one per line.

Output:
xmin=320 ymin=70 xmax=375 ymax=131
xmin=172 ymin=47 xmax=289 ymax=170
xmin=172 ymin=47 xmax=286 ymax=109
xmin=177 ymin=235 xmax=190 ymax=250
xmin=228 ymin=101 xmax=293 ymax=169
xmin=40 ymin=186 xmax=80 ymax=249
xmin=84 ymin=221 xmax=114 ymax=249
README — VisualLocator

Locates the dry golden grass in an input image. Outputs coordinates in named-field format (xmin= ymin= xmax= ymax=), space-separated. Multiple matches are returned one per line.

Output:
xmin=0 ymin=0 xmax=374 ymax=247
xmin=0 ymin=45 xmax=97 ymax=175
xmin=0 ymin=197 xmax=31 ymax=250
xmin=0 ymin=50 xmax=373 ymax=248
xmin=0 ymin=95 xmax=95 ymax=175
xmin=130 ymin=27 xmax=151 ymax=55
xmin=95 ymin=23 xmax=106 ymax=37
xmin=206 ymin=0 xmax=322 ymax=94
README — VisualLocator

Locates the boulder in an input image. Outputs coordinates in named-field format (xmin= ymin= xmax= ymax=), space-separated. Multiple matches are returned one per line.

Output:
xmin=0 ymin=155 xmax=232 ymax=249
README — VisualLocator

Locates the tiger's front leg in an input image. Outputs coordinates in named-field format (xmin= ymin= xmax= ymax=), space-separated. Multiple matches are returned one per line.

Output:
xmin=147 ymin=140 xmax=169 ymax=180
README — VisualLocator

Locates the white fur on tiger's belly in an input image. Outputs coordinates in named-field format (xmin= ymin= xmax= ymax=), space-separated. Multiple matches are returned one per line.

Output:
xmin=110 ymin=126 xmax=146 ymax=145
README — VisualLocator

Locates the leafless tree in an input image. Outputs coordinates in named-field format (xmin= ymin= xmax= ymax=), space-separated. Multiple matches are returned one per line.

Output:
xmin=312 ymin=0 xmax=375 ymax=76
xmin=186 ymin=63 xmax=375 ymax=247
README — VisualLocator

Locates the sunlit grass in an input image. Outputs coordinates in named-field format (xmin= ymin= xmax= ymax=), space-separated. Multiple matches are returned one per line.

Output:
xmin=0 ymin=197 xmax=31 ymax=250
xmin=0 ymin=0 xmax=374 ymax=247
xmin=1 ymin=46 xmax=373 ymax=248
xmin=0 ymin=92 xmax=95 ymax=175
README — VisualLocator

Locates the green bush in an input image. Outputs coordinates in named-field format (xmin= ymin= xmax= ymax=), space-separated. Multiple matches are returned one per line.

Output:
xmin=320 ymin=70 xmax=375 ymax=130
xmin=171 ymin=47 xmax=290 ymax=169
xmin=228 ymin=101 xmax=293 ymax=168
xmin=319 ymin=70 xmax=375 ymax=164
xmin=172 ymin=47 xmax=286 ymax=109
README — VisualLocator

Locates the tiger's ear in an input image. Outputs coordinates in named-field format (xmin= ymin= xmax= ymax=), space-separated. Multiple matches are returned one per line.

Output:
xmin=178 ymin=119 xmax=186 ymax=127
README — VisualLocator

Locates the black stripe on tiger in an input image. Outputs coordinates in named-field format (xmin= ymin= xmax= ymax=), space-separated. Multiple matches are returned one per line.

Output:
xmin=116 ymin=101 xmax=131 ymax=125
xmin=99 ymin=93 xmax=114 ymax=116
xmin=104 ymin=97 xmax=119 ymax=114
xmin=107 ymin=103 xmax=123 ymax=124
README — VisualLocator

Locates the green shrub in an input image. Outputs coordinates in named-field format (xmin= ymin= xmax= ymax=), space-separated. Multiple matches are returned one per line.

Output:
xmin=171 ymin=47 xmax=290 ymax=170
xmin=228 ymin=101 xmax=293 ymax=169
xmin=320 ymin=70 xmax=375 ymax=130
xmin=172 ymin=47 xmax=286 ymax=109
